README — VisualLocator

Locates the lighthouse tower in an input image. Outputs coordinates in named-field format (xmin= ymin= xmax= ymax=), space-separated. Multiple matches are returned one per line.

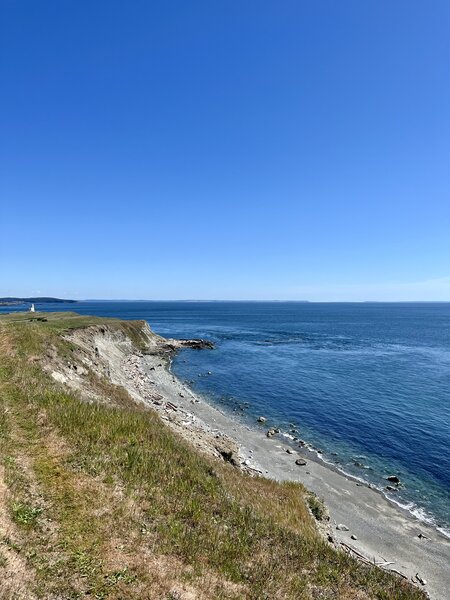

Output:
xmin=30 ymin=303 xmax=36 ymax=313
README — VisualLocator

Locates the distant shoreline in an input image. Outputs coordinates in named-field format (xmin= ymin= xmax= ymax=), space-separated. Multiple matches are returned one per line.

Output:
xmin=3 ymin=298 xmax=450 ymax=305
xmin=0 ymin=297 xmax=77 ymax=306
xmin=77 ymin=299 xmax=450 ymax=303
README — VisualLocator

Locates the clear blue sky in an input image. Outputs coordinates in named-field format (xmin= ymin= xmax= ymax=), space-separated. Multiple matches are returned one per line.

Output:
xmin=1 ymin=1 xmax=449 ymax=301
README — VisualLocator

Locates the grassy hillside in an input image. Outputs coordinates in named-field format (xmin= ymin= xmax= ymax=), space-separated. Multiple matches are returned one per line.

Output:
xmin=0 ymin=313 xmax=425 ymax=599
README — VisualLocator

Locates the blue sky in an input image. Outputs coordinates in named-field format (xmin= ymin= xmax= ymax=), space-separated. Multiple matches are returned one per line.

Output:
xmin=1 ymin=1 xmax=449 ymax=301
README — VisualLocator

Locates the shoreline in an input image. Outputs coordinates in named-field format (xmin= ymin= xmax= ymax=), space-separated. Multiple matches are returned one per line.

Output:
xmin=87 ymin=329 xmax=449 ymax=600
xmin=277 ymin=430 xmax=450 ymax=542
xmin=171 ymin=357 xmax=450 ymax=542
xmin=146 ymin=352 xmax=449 ymax=600
xmin=173 ymin=358 xmax=450 ymax=543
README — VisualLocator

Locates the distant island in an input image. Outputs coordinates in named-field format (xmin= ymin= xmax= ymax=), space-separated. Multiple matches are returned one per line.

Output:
xmin=0 ymin=297 xmax=77 ymax=306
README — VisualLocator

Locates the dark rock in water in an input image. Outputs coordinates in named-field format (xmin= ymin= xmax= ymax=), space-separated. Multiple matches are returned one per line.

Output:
xmin=175 ymin=339 xmax=215 ymax=350
xmin=387 ymin=475 xmax=400 ymax=484
xmin=295 ymin=458 xmax=307 ymax=466
xmin=298 ymin=439 xmax=306 ymax=446
xmin=274 ymin=428 xmax=280 ymax=434
xmin=351 ymin=534 xmax=357 ymax=540
xmin=286 ymin=448 xmax=294 ymax=454
xmin=385 ymin=485 xmax=398 ymax=492
xmin=266 ymin=429 xmax=276 ymax=438
xmin=257 ymin=416 xmax=266 ymax=423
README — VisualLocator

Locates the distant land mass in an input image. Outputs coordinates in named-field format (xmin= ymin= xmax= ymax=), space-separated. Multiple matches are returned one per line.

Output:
xmin=0 ymin=297 xmax=77 ymax=306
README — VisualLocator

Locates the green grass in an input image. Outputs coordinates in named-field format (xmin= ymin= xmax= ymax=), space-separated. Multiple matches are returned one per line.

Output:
xmin=307 ymin=493 xmax=328 ymax=522
xmin=0 ymin=312 xmax=427 ymax=599
xmin=12 ymin=502 xmax=43 ymax=527
xmin=0 ymin=310 xmax=155 ymax=352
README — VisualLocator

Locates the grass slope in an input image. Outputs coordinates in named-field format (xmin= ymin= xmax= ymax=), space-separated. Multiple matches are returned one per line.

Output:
xmin=0 ymin=313 xmax=426 ymax=599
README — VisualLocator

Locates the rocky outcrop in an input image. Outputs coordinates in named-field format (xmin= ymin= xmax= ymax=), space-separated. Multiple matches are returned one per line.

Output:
xmin=214 ymin=438 xmax=240 ymax=466
xmin=158 ymin=339 xmax=215 ymax=352
xmin=386 ymin=475 xmax=400 ymax=484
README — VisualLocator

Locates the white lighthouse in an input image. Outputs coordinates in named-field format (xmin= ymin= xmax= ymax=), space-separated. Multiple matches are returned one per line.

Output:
xmin=30 ymin=303 xmax=36 ymax=313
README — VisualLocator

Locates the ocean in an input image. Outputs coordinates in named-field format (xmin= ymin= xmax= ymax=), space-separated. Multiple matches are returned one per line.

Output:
xmin=3 ymin=300 xmax=449 ymax=535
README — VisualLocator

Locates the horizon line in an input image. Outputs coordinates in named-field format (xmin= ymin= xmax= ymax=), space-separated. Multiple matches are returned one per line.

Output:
xmin=75 ymin=298 xmax=450 ymax=303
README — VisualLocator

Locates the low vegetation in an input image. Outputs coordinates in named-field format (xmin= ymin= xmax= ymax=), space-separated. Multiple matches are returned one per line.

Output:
xmin=0 ymin=313 xmax=426 ymax=599
xmin=306 ymin=494 xmax=328 ymax=523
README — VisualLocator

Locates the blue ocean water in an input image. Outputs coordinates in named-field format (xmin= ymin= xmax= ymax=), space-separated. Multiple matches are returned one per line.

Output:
xmin=3 ymin=301 xmax=449 ymax=534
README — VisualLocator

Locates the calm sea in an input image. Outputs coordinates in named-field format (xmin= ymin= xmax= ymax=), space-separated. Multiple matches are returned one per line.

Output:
xmin=3 ymin=301 xmax=449 ymax=534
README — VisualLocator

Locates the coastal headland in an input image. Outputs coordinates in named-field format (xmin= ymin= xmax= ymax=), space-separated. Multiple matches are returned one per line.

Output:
xmin=0 ymin=311 xmax=446 ymax=599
